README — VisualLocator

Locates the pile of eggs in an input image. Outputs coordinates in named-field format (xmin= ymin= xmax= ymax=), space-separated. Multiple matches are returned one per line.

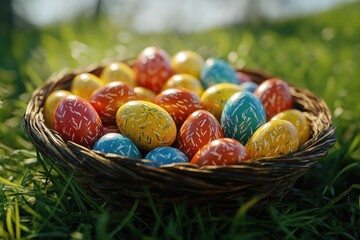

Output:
xmin=44 ymin=46 xmax=310 ymax=167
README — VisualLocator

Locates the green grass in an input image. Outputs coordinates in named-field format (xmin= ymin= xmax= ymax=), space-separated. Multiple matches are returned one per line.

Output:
xmin=1 ymin=2 xmax=360 ymax=239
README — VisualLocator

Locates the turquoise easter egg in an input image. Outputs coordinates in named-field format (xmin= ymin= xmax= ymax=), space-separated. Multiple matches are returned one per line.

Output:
xmin=220 ymin=91 xmax=266 ymax=145
xmin=200 ymin=58 xmax=239 ymax=89
xmin=144 ymin=146 xmax=189 ymax=167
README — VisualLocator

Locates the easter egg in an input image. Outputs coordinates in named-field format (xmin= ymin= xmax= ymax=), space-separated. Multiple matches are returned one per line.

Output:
xmin=70 ymin=73 xmax=103 ymax=101
xmin=271 ymin=109 xmax=310 ymax=146
xmin=133 ymin=86 xmax=157 ymax=101
xmin=144 ymin=146 xmax=189 ymax=167
xmin=201 ymin=83 xmax=243 ymax=121
xmin=177 ymin=110 xmax=224 ymax=159
xmin=100 ymin=62 xmax=136 ymax=87
xmin=44 ymin=90 xmax=72 ymax=129
xmin=93 ymin=133 xmax=141 ymax=158
xmin=116 ymin=100 xmax=177 ymax=150
xmin=162 ymin=73 xmax=204 ymax=97
xmin=90 ymin=81 xmax=138 ymax=124
xmin=54 ymin=95 xmax=103 ymax=148
xmin=133 ymin=46 xmax=173 ymax=93
xmin=153 ymin=88 xmax=202 ymax=128
xmin=171 ymin=50 xmax=204 ymax=78
xmin=254 ymin=78 xmax=293 ymax=120
xmin=191 ymin=138 xmax=248 ymax=167
xmin=200 ymin=58 xmax=239 ymax=89
xmin=245 ymin=119 xmax=299 ymax=160
xmin=221 ymin=91 xmax=266 ymax=145
xmin=240 ymin=81 xmax=258 ymax=93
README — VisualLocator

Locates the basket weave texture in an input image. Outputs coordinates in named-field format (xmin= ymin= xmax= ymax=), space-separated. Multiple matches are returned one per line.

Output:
xmin=23 ymin=64 xmax=336 ymax=214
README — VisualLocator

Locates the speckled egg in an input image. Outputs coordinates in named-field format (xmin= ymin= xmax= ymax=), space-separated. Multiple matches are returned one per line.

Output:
xmin=70 ymin=73 xmax=103 ymax=101
xmin=54 ymin=95 xmax=103 ymax=148
xmin=133 ymin=46 xmax=173 ymax=93
xmin=177 ymin=110 xmax=224 ymax=159
xmin=201 ymin=83 xmax=243 ymax=121
xmin=133 ymin=86 xmax=157 ymax=101
xmin=171 ymin=50 xmax=204 ymax=78
xmin=90 ymin=81 xmax=138 ymax=124
xmin=191 ymin=138 xmax=248 ymax=167
xmin=93 ymin=133 xmax=141 ymax=158
xmin=245 ymin=119 xmax=299 ymax=160
xmin=162 ymin=73 xmax=204 ymax=97
xmin=116 ymin=100 xmax=177 ymax=150
xmin=144 ymin=146 xmax=189 ymax=167
xmin=271 ymin=109 xmax=310 ymax=146
xmin=254 ymin=78 xmax=293 ymax=120
xmin=153 ymin=88 xmax=202 ymax=128
xmin=200 ymin=58 xmax=240 ymax=89
xmin=221 ymin=91 xmax=266 ymax=145
xmin=100 ymin=62 xmax=136 ymax=87
xmin=44 ymin=90 xmax=72 ymax=129
xmin=240 ymin=81 xmax=258 ymax=93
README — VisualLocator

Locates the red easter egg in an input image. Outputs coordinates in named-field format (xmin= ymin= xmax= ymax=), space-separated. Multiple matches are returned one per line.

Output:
xmin=133 ymin=46 xmax=174 ymax=93
xmin=254 ymin=78 xmax=293 ymax=120
xmin=177 ymin=110 xmax=224 ymax=159
xmin=54 ymin=95 xmax=103 ymax=148
xmin=191 ymin=138 xmax=248 ymax=167
xmin=236 ymin=71 xmax=252 ymax=83
xmin=90 ymin=81 xmax=138 ymax=124
xmin=102 ymin=124 xmax=120 ymax=135
xmin=153 ymin=88 xmax=202 ymax=128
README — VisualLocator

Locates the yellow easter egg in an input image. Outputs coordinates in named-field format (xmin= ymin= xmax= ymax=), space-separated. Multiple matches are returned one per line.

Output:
xmin=100 ymin=62 xmax=136 ymax=87
xmin=133 ymin=87 xmax=157 ymax=101
xmin=271 ymin=109 xmax=310 ymax=146
xmin=116 ymin=100 xmax=177 ymax=150
xmin=162 ymin=73 xmax=204 ymax=97
xmin=70 ymin=73 xmax=103 ymax=101
xmin=245 ymin=119 xmax=299 ymax=160
xmin=171 ymin=50 xmax=204 ymax=78
xmin=201 ymin=83 xmax=243 ymax=120
xmin=44 ymin=90 xmax=72 ymax=129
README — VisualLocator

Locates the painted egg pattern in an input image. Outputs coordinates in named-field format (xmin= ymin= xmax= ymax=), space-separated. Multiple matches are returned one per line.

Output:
xmin=133 ymin=46 xmax=173 ymax=93
xmin=271 ymin=109 xmax=310 ymax=146
xmin=245 ymin=119 xmax=299 ymax=160
xmin=44 ymin=90 xmax=72 ymax=129
xmin=153 ymin=88 xmax=202 ymax=128
xmin=171 ymin=50 xmax=204 ymax=78
xmin=200 ymin=58 xmax=239 ymax=89
xmin=221 ymin=91 xmax=266 ymax=145
xmin=70 ymin=73 xmax=103 ymax=101
xmin=100 ymin=62 xmax=136 ymax=87
xmin=116 ymin=100 xmax=177 ymax=150
xmin=93 ymin=133 xmax=141 ymax=158
xmin=90 ymin=81 xmax=138 ymax=124
xmin=254 ymin=78 xmax=293 ymax=120
xmin=144 ymin=146 xmax=189 ymax=167
xmin=162 ymin=73 xmax=204 ymax=97
xmin=191 ymin=138 xmax=248 ymax=167
xmin=54 ymin=95 xmax=103 ymax=148
xmin=177 ymin=110 xmax=224 ymax=159
xmin=201 ymin=83 xmax=243 ymax=121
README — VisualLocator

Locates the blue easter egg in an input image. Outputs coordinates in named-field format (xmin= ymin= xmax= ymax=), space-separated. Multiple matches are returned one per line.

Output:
xmin=93 ymin=133 xmax=141 ymax=158
xmin=200 ymin=58 xmax=239 ymax=89
xmin=221 ymin=91 xmax=266 ymax=145
xmin=144 ymin=146 xmax=189 ymax=167
xmin=240 ymin=82 xmax=258 ymax=93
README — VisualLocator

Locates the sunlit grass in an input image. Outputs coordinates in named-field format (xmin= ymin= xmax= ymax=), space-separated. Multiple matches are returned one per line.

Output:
xmin=1 ymin=1 xmax=360 ymax=239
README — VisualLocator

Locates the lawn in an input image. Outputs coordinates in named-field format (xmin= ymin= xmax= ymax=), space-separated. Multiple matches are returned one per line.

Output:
xmin=1 ymin=2 xmax=359 ymax=239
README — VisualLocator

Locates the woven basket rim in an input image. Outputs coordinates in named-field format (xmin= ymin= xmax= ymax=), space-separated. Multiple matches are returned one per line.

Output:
xmin=22 ymin=61 xmax=336 ymax=212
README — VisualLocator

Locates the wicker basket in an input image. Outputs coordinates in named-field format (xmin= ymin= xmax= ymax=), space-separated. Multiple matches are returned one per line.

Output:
xmin=23 ymin=63 xmax=336 ymax=215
